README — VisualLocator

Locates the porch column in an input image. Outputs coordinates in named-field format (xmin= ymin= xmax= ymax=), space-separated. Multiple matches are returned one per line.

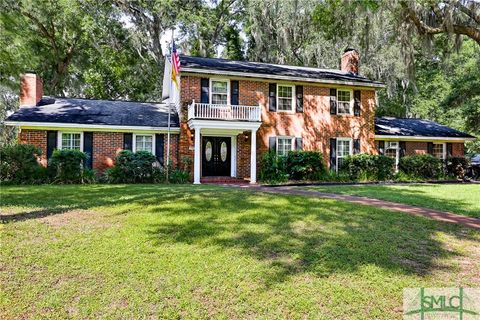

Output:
xmin=193 ymin=128 xmax=201 ymax=184
xmin=250 ymin=129 xmax=257 ymax=184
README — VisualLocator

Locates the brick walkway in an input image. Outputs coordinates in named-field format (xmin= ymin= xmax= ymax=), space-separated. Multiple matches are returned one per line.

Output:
xmin=227 ymin=184 xmax=480 ymax=230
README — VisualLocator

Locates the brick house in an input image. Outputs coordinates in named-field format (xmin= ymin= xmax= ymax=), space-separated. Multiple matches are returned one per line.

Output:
xmin=5 ymin=49 xmax=475 ymax=183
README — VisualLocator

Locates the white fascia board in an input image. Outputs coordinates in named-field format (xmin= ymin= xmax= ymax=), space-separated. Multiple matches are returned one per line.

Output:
xmin=375 ymin=135 xmax=476 ymax=142
xmin=182 ymin=68 xmax=385 ymax=88
xmin=188 ymin=119 xmax=261 ymax=131
xmin=4 ymin=121 xmax=181 ymax=133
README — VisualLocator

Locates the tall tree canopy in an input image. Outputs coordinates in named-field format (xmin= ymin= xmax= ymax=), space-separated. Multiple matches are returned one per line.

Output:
xmin=1 ymin=0 xmax=479 ymax=149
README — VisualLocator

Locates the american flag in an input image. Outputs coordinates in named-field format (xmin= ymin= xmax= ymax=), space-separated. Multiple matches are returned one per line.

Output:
xmin=171 ymin=40 xmax=180 ymax=88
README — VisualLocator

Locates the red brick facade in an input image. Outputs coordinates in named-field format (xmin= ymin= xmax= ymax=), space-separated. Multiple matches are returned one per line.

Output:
xmin=179 ymin=75 xmax=377 ymax=177
xmin=375 ymin=140 xmax=465 ymax=157
xmin=18 ymin=129 xmax=179 ymax=172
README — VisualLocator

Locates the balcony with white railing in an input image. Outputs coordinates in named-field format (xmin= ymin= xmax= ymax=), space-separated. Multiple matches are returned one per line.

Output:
xmin=188 ymin=100 xmax=261 ymax=122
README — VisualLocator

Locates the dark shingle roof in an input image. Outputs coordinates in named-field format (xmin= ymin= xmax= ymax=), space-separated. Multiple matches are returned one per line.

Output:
xmin=180 ymin=55 xmax=383 ymax=86
xmin=6 ymin=97 xmax=179 ymax=128
xmin=375 ymin=117 xmax=474 ymax=138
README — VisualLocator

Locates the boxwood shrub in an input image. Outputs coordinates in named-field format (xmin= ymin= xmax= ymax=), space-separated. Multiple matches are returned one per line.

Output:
xmin=259 ymin=150 xmax=288 ymax=183
xmin=398 ymin=154 xmax=444 ymax=179
xmin=105 ymin=150 xmax=163 ymax=183
xmin=341 ymin=154 xmax=394 ymax=181
xmin=285 ymin=151 xmax=326 ymax=180
xmin=0 ymin=144 xmax=47 ymax=184
xmin=49 ymin=149 xmax=89 ymax=184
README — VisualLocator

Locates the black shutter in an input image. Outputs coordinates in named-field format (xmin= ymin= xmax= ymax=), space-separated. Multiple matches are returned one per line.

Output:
xmin=155 ymin=133 xmax=165 ymax=166
xmin=231 ymin=80 xmax=239 ymax=105
xmin=353 ymin=139 xmax=360 ymax=154
xmin=269 ymin=136 xmax=276 ymax=151
xmin=46 ymin=131 xmax=57 ymax=159
xmin=447 ymin=143 xmax=453 ymax=157
xmin=200 ymin=78 xmax=209 ymax=103
xmin=295 ymin=137 xmax=303 ymax=151
xmin=399 ymin=141 xmax=406 ymax=158
xmin=296 ymin=85 xmax=303 ymax=113
xmin=330 ymin=88 xmax=337 ymax=115
xmin=330 ymin=138 xmax=337 ymax=171
xmin=268 ymin=83 xmax=277 ymax=112
xmin=83 ymin=132 xmax=93 ymax=169
xmin=378 ymin=140 xmax=385 ymax=155
xmin=123 ymin=133 xmax=133 ymax=151
xmin=354 ymin=90 xmax=361 ymax=116
xmin=427 ymin=142 xmax=434 ymax=155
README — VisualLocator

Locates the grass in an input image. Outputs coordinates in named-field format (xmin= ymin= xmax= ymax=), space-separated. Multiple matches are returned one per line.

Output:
xmin=1 ymin=184 xmax=479 ymax=319
xmin=306 ymin=184 xmax=480 ymax=218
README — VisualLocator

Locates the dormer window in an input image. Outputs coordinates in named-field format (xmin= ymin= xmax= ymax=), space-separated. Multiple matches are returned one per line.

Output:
xmin=337 ymin=90 xmax=352 ymax=115
xmin=210 ymin=79 xmax=229 ymax=105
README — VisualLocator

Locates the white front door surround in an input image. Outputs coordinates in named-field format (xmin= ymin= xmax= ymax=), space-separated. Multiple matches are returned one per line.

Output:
xmin=188 ymin=119 xmax=261 ymax=184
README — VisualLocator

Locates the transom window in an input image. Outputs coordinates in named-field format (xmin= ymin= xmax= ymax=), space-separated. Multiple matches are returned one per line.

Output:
xmin=211 ymin=80 xmax=229 ymax=105
xmin=433 ymin=143 xmax=445 ymax=159
xmin=277 ymin=85 xmax=294 ymax=111
xmin=60 ymin=133 xmax=81 ymax=150
xmin=337 ymin=90 xmax=352 ymax=115
xmin=135 ymin=135 xmax=153 ymax=153
xmin=277 ymin=137 xmax=294 ymax=156
xmin=336 ymin=138 xmax=352 ymax=170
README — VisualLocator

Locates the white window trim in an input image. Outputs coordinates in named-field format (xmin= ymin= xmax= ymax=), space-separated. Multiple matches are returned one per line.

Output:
xmin=336 ymin=137 xmax=353 ymax=172
xmin=276 ymin=84 xmax=296 ymax=112
xmin=385 ymin=141 xmax=400 ymax=170
xmin=133 ymin=133 xmax=155 ymax=153
xmin=336 ymin=89 xmax=354 ymax=115
xmin=58 ymin=132 xmax=84 ymax=151
xmin=432 ymin=142 xmax=447 ymax=160
xmin=276 ymin=136 xmax=295 ymax=156
xmin=209 ymin=78 xmax=230 ymax=105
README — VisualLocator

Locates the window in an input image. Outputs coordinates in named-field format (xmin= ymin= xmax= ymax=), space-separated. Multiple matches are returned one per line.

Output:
xmin=337 ymin=90 xmax=352 ymax=115
xmin=433 ymin=143 xmax=445 ymax=159
xmin=336 ymin=138 xmax=352 ymax=170
xmin=134 ymin=134 xmax=153 ymax=153
xmin=277 ymin=85 xmax=294 ymax=111
xmin=60 ymin=132 xmax=82 ymax=150
xmin=211 ymin=80 xmax=229 ymax=105
xmin=385 ymin=141 xmax=399 ymax=168
xmin=385 ymin=141 xmax=398 ymax=159
xmin=277 ymin=137 xmax=294 ymax=156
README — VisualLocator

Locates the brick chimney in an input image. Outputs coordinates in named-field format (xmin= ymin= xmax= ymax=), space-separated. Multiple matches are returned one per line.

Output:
xmin=20 ymin=73 xmax=43 ymax=106
xmin=341 ymin=48 xmax=359 ymax=75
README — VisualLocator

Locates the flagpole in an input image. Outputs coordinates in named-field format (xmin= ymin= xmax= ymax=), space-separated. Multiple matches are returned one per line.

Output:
xmin=166 ymin=30 xmax=173 ymax=182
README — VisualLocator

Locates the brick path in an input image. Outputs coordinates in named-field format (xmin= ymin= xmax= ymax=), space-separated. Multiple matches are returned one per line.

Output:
xmin=227 ymin=184 xmax=480 ymax=230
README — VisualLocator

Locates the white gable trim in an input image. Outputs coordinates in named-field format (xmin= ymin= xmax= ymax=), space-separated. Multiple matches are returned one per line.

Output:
xmin=375 ymin=135 xmax=475 ymax=142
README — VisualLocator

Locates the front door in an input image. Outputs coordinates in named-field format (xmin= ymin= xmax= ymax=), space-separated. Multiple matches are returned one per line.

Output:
xmin=202 ymin=137 xmax=231 ymax=176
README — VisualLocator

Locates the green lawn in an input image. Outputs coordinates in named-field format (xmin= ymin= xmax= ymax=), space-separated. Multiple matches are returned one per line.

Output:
xmin=306 ymin=184 xmax=480 ymax=218
xmin=1 ymin=185 xmax=479 ymax=319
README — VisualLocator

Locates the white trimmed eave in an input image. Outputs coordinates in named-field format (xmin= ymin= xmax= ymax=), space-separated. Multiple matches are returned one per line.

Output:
xmin=375 ymin=134 xmax=476 ymax=142
xmin=182 ymin=68 xmax=385 ymax=88
xmin=4 ymin=121 xmax=181 ymax=133
xmin=188 ymin=119 xmax=261 ymax=135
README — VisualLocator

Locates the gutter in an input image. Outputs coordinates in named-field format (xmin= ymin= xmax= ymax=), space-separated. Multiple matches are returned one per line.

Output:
xmin=375 ymin=134 xmax=476 ymax=142
xmin=3 ymin=121 xmax=181 ymax=133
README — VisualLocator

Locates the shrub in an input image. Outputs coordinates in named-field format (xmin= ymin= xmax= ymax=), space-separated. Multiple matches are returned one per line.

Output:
xmin=446 ymin=157 xmax=469 ymax=179
xmin=0 ymin=144 xmax=47 ymax=184
xmin=285 ymin=151 xmax=326 ymax=180
xmin=105 ymin=150 xmax=163 ymax=183
xmin=342 ymin=154 xmax=394 ymax=181
xmin=398 ymin=154 xmax=444 ymax=179
xmin=49 ymin=149 xmax=88 ymax=184
xmin=168 ymin=169 xmax=190 ymax=184
xmin=259 ymin=150 xmax=288 ymax=183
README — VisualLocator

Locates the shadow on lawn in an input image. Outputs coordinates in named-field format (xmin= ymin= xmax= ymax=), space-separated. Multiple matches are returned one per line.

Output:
xmin=1 ymin=184 xmax=475 ymax=284
xmin=312 ymin=184 xmax=479 ymax=218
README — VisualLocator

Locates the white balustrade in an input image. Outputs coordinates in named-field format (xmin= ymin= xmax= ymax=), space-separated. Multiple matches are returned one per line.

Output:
xmin=188 ymin=100 xmax=261 ymax=121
